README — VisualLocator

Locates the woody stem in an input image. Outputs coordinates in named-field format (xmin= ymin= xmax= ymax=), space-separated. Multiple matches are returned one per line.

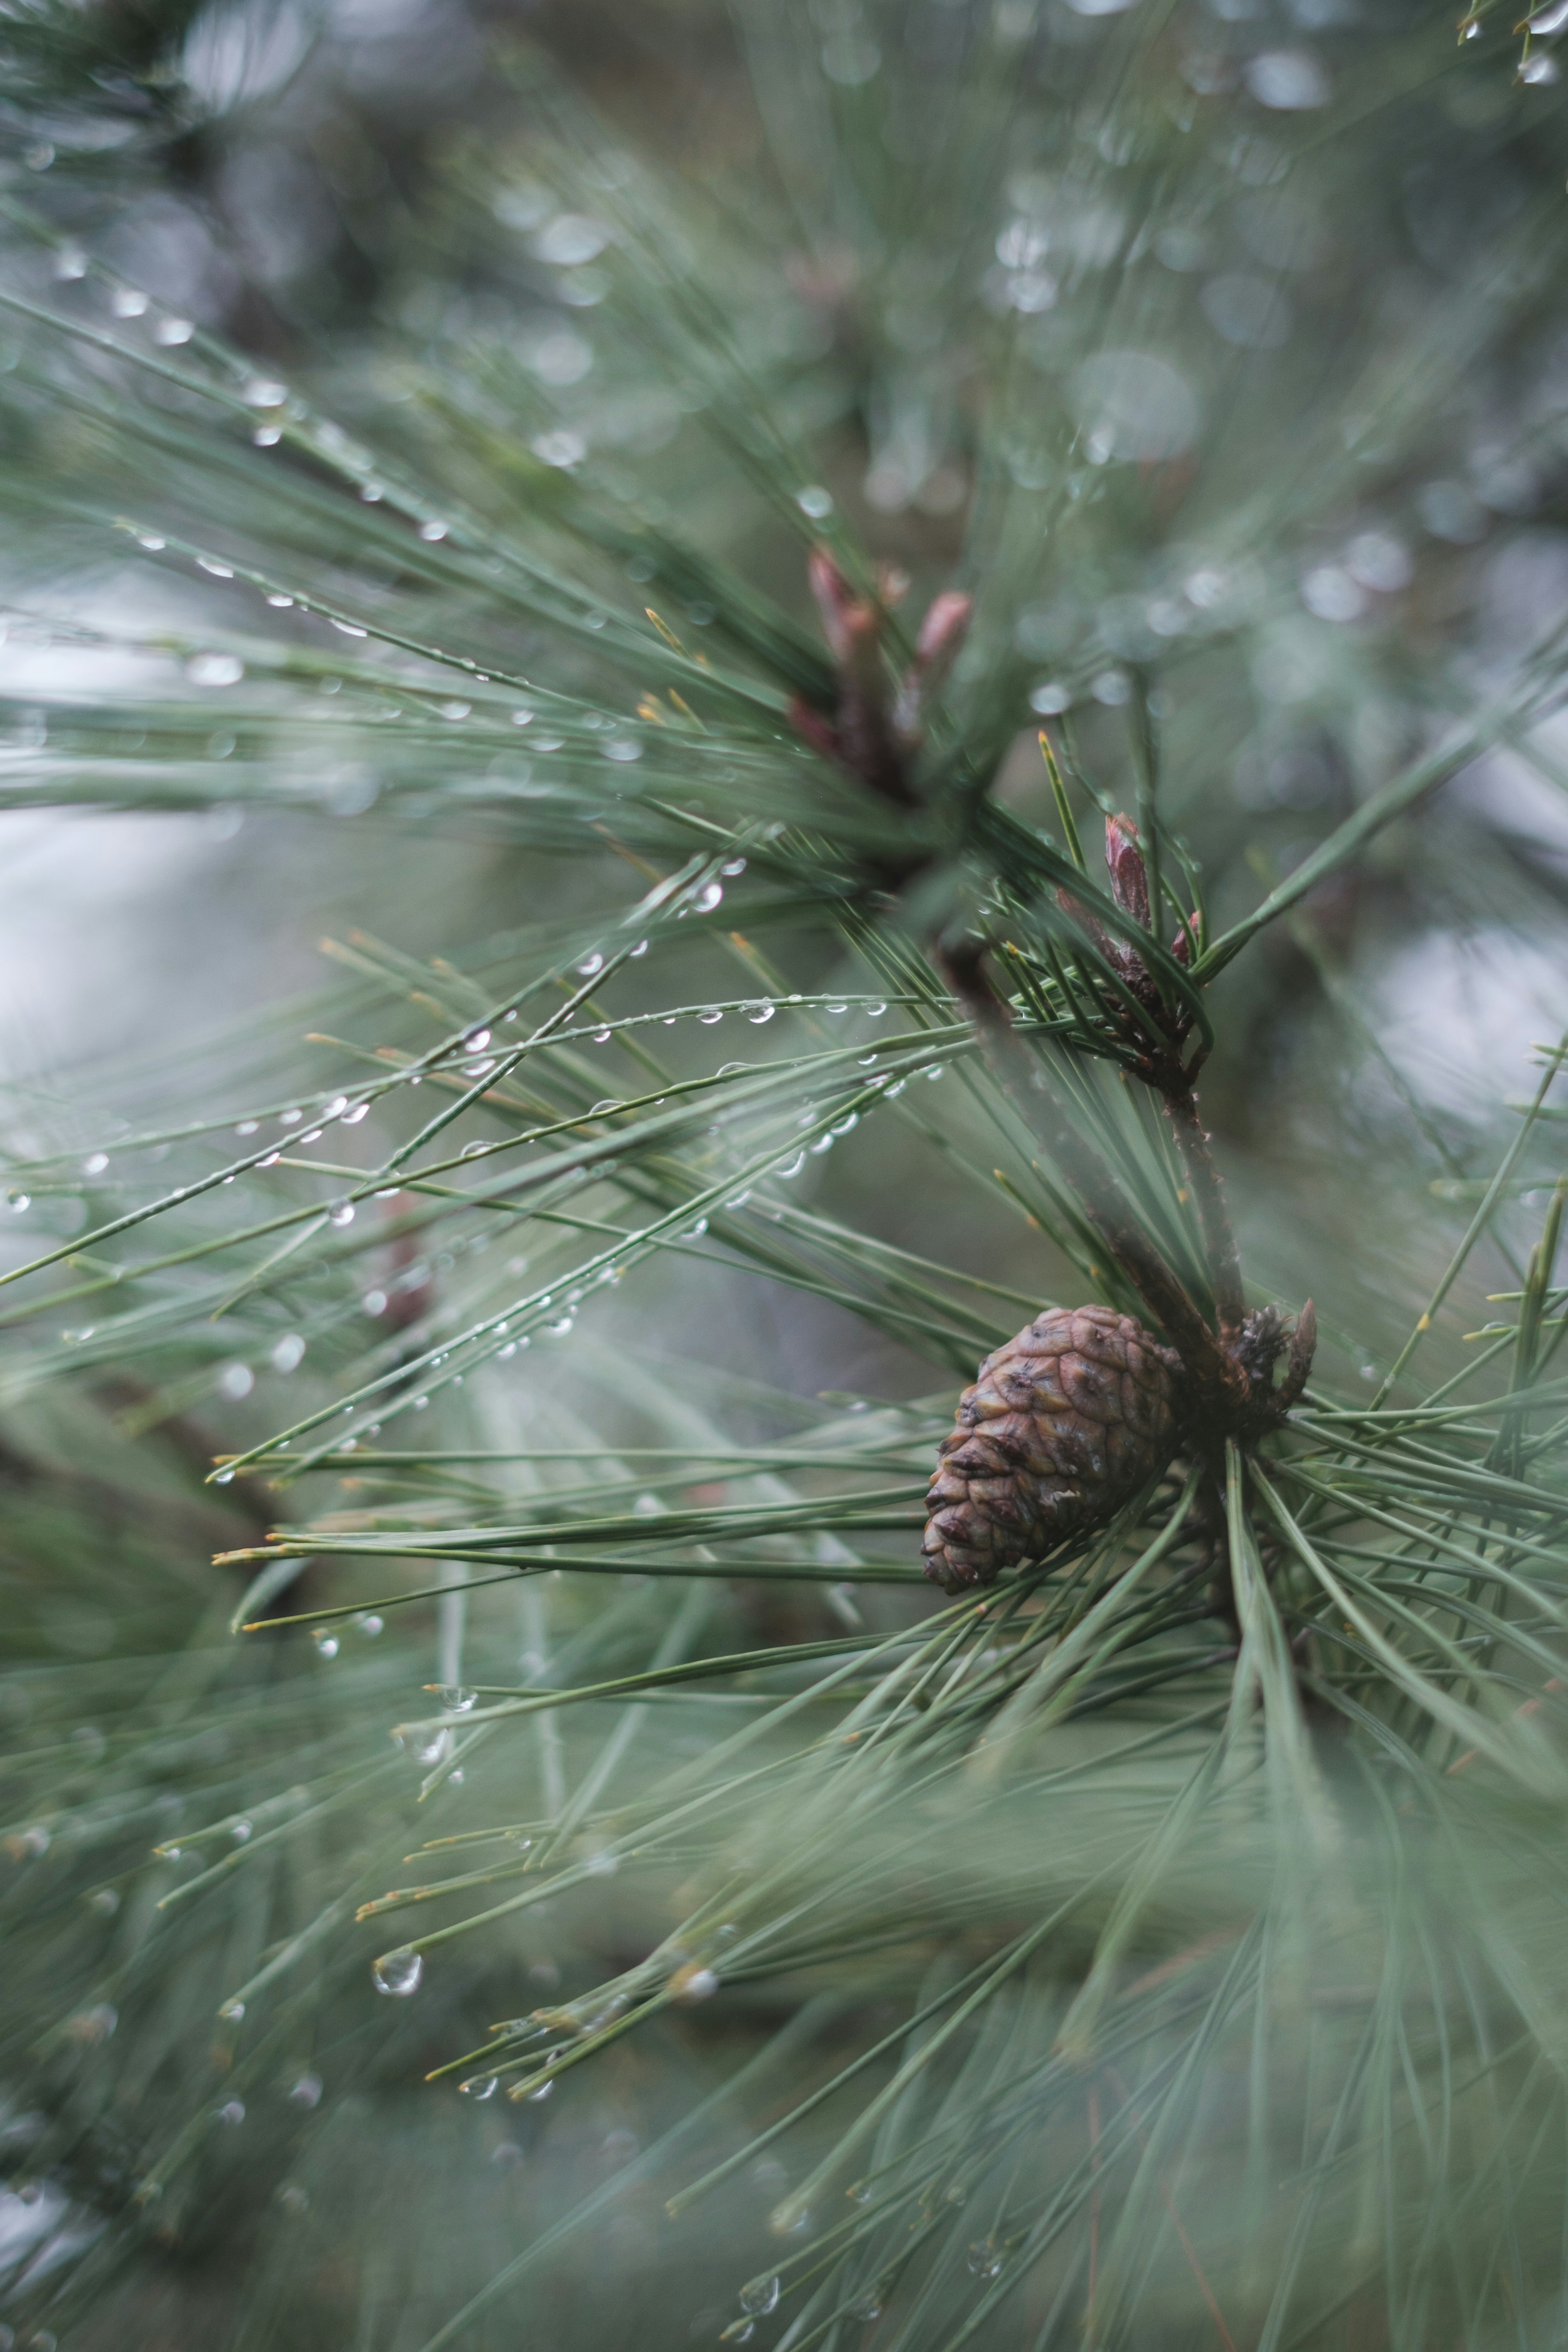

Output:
xmin=938 ymin=945 xmax=1238 ymax=1408
xmin=1158 ymin=1082 xmax=1246 ymax=1340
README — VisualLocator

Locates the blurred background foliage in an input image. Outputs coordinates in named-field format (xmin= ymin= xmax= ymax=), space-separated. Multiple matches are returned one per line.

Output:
xmin=0 ymin=1 xmax=1567 ymax=2348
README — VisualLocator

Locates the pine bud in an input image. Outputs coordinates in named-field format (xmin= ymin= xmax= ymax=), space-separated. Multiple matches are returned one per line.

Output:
xmin=922 ymin=1305 xmax=1180 ymax=1590
xmin=1105 ymin=813 xmax=1150 ymax=927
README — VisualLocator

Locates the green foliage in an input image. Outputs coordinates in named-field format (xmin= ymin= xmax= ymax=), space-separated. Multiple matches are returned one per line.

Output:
xmin=2 ymin=3 xmax=1568 ymax=2347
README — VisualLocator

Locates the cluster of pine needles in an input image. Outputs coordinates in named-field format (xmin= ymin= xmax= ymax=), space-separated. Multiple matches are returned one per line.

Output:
xmin=0 ymin=2 xmax=1567 ymax=2347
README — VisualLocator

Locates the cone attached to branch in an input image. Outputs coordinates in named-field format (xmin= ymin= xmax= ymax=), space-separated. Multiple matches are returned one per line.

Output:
xmin=922 ymin=1305 xmax=1180 ymax=1590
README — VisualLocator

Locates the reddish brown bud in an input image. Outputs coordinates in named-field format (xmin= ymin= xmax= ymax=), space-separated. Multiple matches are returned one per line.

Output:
xmin=1105 ymin=814 xmax=1150 ymax=927
xmin=894 ymin=592 xmax=974 ymax=745
xmin=914 ymin=590 xmax=973 ymax=674
xmin=807 ymin=549 xmax=860 ymax=666
xmin=786 ymin=693 xmax=843 ymax=766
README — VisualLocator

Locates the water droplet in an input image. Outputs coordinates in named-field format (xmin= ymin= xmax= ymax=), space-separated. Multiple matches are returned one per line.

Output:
xmin=1521 ymin=47 xmax=1561 ymax=78
xmin=311 ymin=1631 xmax=339 ymax=1659
xmin=230 ymin=1820 xmax=252 ymax=1843
xmin=196 ymin=557 xmax=234 ymax=578
xmin=532 ymin=429 xmax=586 ymax=469
xmin=217 ymin=2099 xmax=245 ymax=2127
xmin=341 ymin=1101 xmax=370 ymax=1125
xmin=577 ymin=952 xmax=605 ymax=976
xmin=394 ymin=1727 xmax=450 ymax=1764
xmin=136 ymin=532 xmax=167 ymax=551
xmin=372 ymin=1949 xmax=423 ymax=1997
xmin=186 ymin=653 xmax=244 ymax=687
xmin=419 ymin=520 xmax=450 ymax=541
xmin=966 ymin=2241 xmax=1003 ymax=2279
xmin=154 ymin=316 xmax=193 ymax=345
xmin=253 ymin=424 xmax=282 ymax=447
xmin=271 ymin=1334 xmax=305 ymax=1372
xmin=740 ymin=2276 xmax=781 ymax=2317
xmin=548 ymin=1316 xmax=575 ymax=1336
xmin=89 ymin=1888 xmax=120 ymax=1917
xmin=797 ymin=485 xmax=834 ymax=519
xmin=258 ymin=1151 xmax=281 ymax=1168
xmin=439 ymin=1686 xmax=477 ymax=1713
xmin=606 ymin=737 xmax=643 ymax=763
xmin=289 ymin=2072 xmax=323 ymax=2106
xmin=265 ymin=592 xmax=294 ymax=608
xmin=592 ymin=1027 xmax=612 ymax=1044
xmin=359 ymin=1614 xmax=384 ymax=1637
xmin=746 ymin=1002 xmax=775 ymax=1025
xmin=777 ymin=1151 xmax=805 ymax=1178
xmin=695 ymin=882 xmax=724 ymax=912
xmin=8 ymin=1194 xmax=29 ymax=1213
xmin=721 ymin=2322 xmax=755 ymax=2344
xmin=526 ymin=2077 xmax=555 ymax=2100
xmin=218 ymin=1999 xmax=245 ymax=2021
xmin=83 ymin=1152 xmax=109 ymax=1175
xmin=670 ymin=1964 xmax=719 ymax=2002
xmin=112 ymin=287 xmax=149 ymax=318
xmin=54 ymin=247 xmax=87 ymax=280
xmin=866 ymin=1001 xmax=886 ymax=1018
xmin=850 ymin=2289 xmax=883 ymax=2320
xmin=461 ymin=2074 xmax=498 ymax=2098
xmin=686 ymin=1216 xmax=708 ymax=1237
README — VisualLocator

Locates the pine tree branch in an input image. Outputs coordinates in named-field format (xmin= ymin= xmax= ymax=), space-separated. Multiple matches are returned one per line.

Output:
xmin=934 ymin=940 xmax=1239 ymax=1410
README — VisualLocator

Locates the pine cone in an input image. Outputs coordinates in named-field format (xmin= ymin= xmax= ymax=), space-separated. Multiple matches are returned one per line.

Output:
xmin=922 ymin=1305 xmax=1180 ymax=1590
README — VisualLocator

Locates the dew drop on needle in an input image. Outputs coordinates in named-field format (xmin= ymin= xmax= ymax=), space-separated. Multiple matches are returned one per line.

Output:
xmin=372 ymin=1949 xmax=423 ymax=1997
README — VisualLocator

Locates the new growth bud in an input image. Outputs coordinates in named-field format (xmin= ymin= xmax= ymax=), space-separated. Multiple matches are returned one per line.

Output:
xmin=793 ymin=548 xmax=972 ymax=804
xmin=1105 ymin=813 xmax=1150 ymax=927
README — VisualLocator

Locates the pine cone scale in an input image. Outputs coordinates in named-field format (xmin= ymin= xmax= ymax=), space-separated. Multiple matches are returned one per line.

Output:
xmin=922 ymin=1305 xmax=1180 ymax=1591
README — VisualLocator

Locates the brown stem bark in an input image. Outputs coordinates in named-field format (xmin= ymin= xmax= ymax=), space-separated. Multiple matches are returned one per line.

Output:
xmin=937 ymin=943 xmax=1241 ymax=1412
xmin=1159 ymin=1085 xmax=1246 ymax=1339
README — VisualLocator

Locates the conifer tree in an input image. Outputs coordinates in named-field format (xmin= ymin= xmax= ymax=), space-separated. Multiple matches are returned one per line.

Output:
xmin=2 ymin=3 xmax=1568 ymax=2347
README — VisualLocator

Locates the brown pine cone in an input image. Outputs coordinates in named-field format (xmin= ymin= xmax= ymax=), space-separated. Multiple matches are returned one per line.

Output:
xmin=922 ymin=1305 xmax=1180 ymax=1590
